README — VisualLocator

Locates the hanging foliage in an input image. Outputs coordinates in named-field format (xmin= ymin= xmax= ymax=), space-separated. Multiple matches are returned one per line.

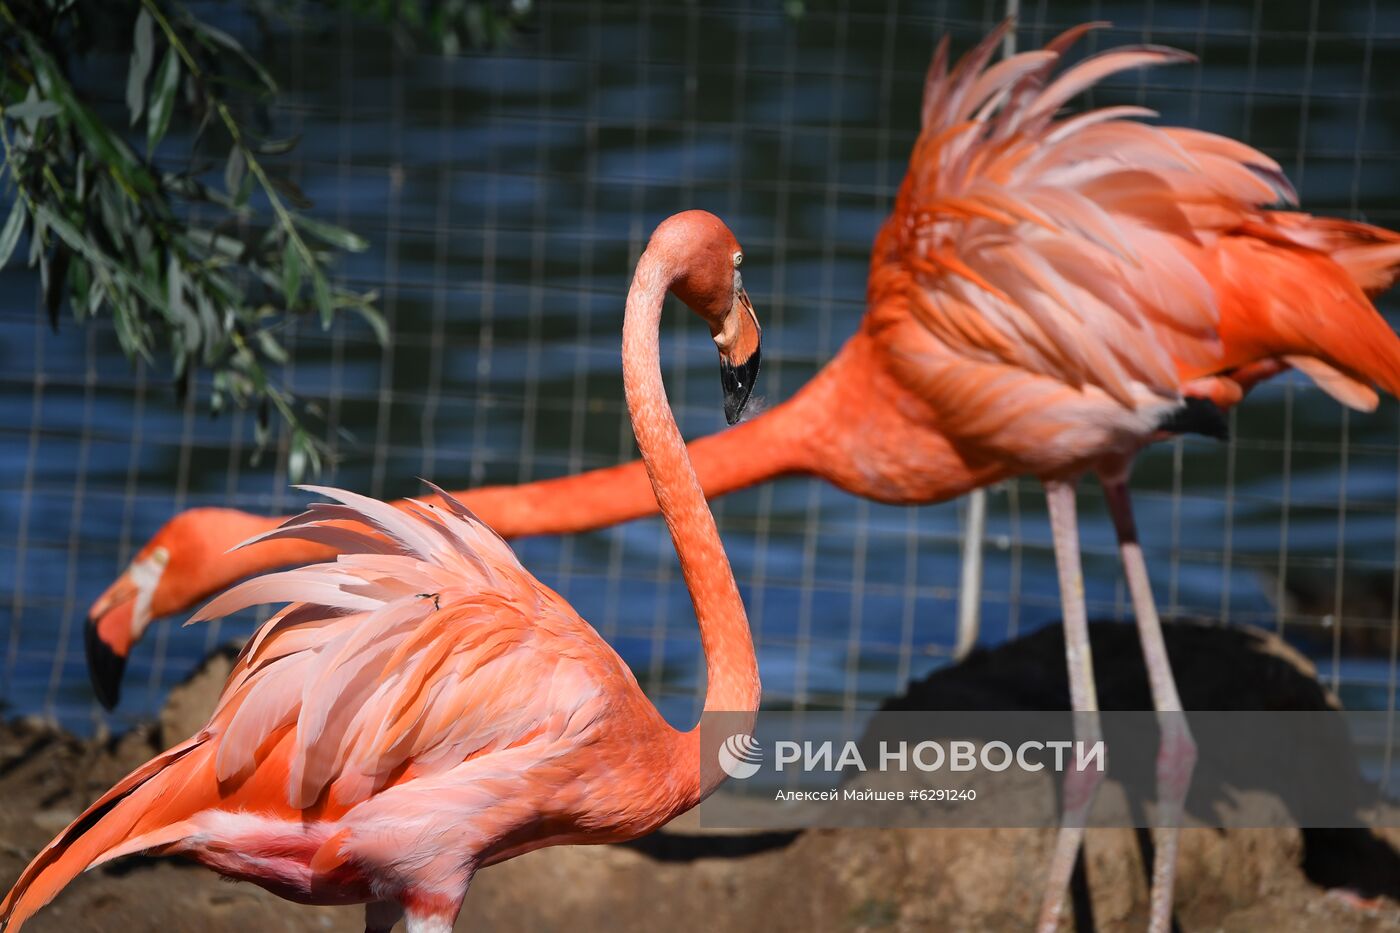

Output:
xmin=0 ymin=1 xmax=390 ymax=478
xmin=1 ymin=0 xmax=534 ymax=477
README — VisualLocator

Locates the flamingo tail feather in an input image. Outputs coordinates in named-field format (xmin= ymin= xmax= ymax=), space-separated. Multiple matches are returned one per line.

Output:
xmin=0 ymin=739 xmax=205 ymax=931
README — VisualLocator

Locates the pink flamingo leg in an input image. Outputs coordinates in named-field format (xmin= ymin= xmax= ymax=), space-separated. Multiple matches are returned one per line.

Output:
xmin=404 ymin=912 xmax=457 ymax=933
xmin=1036 ymin=479 xmax=1106 ymax=933
xmin=1103 ymin=476 xmax=1196 ymax=933
xmin=401 ymin=883 xmax=467 ymax=933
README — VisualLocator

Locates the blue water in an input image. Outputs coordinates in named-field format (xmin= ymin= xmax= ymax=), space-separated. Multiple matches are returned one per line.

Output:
xmin=2 ymin=0 xmax=1399 ymax=736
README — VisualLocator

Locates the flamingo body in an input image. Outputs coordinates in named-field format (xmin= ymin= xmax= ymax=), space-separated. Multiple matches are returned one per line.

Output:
xmin=863 ymin=23 xmax=1400 ymax=485
xmin=4 ymin=212 xmax=763 ymax=932
xmin=12 ymin=490 xmax=694 ymax=927
xmin=58 ymin=21 xmax=1400 ymax=933
xmin=84 ymin=23 xmax=1400 ymax=704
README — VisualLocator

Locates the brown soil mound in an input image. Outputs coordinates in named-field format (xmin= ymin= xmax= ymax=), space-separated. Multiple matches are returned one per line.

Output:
xmin=1 ymin=621 xmax=1397 ymax=932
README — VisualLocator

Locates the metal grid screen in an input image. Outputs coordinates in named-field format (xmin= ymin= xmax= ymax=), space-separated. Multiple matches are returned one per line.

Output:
xmin=1 ymin=0 xmax=1397 ymax=744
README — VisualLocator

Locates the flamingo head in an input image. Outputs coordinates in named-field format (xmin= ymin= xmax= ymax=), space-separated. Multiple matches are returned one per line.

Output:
xmin=85 ymin=507 xmax=254 ymax=709
xmin=655 ymin=210 xmax=763 ymax=424
xmin=85 ymin=543 xmax=169 ymax=709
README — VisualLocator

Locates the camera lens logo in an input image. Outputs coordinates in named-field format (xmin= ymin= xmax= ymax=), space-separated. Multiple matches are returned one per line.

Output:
xmin=717 ymin=733 xmax=763 ymax=779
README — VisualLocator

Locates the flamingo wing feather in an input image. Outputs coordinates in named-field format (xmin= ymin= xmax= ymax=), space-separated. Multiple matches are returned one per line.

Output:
xmin=885 ymin=24 xmax=1400 ymax=420
xmin=189 ymin=489 xmax=611 ymax=811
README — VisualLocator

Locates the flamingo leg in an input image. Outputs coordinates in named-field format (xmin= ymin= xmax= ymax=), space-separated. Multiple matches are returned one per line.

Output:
xmin=399 ymin=884 xmax=469 ymax=933
xmin=1102 ymin=476 xmax=1196 ymax=933
xmin=404 ymin=909 xmax=459 ymax=933
xmin=365 ymin=900 xmax=404 ymax=933
xmin=1036 ymin=479 xmax=1105 ymax=933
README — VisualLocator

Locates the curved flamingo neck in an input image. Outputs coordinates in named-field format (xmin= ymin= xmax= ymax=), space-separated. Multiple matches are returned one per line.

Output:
xmin=158 ymin=510 xmax=317 ymax=616
xmin=622 ymin=247 xmax=759 ymax=743
xmin=461 ymin=389 xmax=815 ymax=539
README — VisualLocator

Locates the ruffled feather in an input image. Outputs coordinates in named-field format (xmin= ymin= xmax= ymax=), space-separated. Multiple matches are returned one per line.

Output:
xmin=892 ymin=22 xmax=1294 ymax=407
xmin=186 ymin=486 xmax=603 ymax=810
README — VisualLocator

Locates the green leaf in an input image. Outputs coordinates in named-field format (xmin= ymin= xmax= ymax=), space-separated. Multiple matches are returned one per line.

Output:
xmin=5 ymin=3 xmax=382 ymax=481
xmin=281 ymin=236 xmax=302 ymax=306
xmin=211 ymin=372 xmax=226 ymax=414
xmin=70 ymin=256 xmax=91 ymax=320
xmin=350 ymin=300 xmax=389 ymax=345
xmin=256 ymin=328 xmax=288 ymax=364
xmin=193 ymin=22 xmax=278 ymax=93
xmin=34 ymin=204 xmax=171 ymax=315
xmin=5 ymin=100 xmax=61 ymax=121
xmin=287 ymin=434 xmax=308 ymax=484
xmin=28 ymin=208 xmax=46 ymax=267
xmin=167 ymin=256 xmax=202 ymax=353
xmin=224 ymin=146 xmax=245 ymax=200
xmin=194 ymin=286 xmax=220 ymax=361
xmin=24 ymin=37 xmax=153 ymax=195
xmin=112 ymin=295 xmax=143 ymax=358
xmin=185 ymin=226 xmax=245 ymax=260
xmin=312 ymin=268 xmax=334 ymax=327
xmin=87 ymin=267 xmax=105 ymax=316
xmin=147 ymin=47 xmax=180 ymax=154
xmin=295 ymin=214 xmax=369 ymax=252
xmin=127 ymin=9 xmax=155 ymax=126
xmin=268 ymin=173 xmax=312 ymax=209
xmin=253 ymin=134 xmax=301 ymax=156
xmin=282 ymin=421 xmax=325 ymax=483
xmin=14 ymin=86 xmax=41 ymax=134
xmin=0 ymin=199 xmax=26 ymax=269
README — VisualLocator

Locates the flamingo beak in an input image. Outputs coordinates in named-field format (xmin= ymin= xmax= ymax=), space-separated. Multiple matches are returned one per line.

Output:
xmin=86 ymin=598 xmax=131 ymax=710
xmin=719 ymin=287 xmax=761 ymax=425
xmin=84 ymin=547 xmax=169 ymax=710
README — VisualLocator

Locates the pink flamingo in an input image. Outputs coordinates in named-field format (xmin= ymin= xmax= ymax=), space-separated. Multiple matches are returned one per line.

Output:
xmin=75 ymin=23 xmax=1400 ymax=931
xmin=885 ymin=24 xmax=1400 ymax=932
xmin=0 ymin=210 xmax=762 ymax=933
xmin=86 ymin=26 xmax=1400 ymax=726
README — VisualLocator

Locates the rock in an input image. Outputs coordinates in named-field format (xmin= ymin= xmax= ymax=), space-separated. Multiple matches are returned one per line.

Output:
xmin=882 ymin=618 xmax=1338 ymax=714
xmin=158 ymin=643 xmax=239 ymax=745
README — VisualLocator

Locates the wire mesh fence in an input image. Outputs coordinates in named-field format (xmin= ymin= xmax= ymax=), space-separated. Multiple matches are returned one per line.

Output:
xmin=1 ymin=0 xmax=1398 ymax=751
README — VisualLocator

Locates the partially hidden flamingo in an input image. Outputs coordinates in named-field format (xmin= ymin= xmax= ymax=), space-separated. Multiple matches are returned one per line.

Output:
xmin=0 ymin=210 xmax=762 ymax=933
xmin=87 ymin=24 xmax=1400 ymax=723
xmin=79 ymin=24 xmax=1400 ymax=930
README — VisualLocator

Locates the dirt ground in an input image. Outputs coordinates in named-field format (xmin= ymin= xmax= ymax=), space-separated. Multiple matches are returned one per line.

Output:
xmin=1 ymin=621 xmax=1398 ymax=932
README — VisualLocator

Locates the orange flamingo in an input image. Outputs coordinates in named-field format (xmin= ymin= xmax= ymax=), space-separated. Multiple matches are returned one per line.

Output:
xmin=86 ymin=26 xmax=1400 ymax=723
xmin=80 ymin=24 xmax=1400 ymax=929
xmin=0 ymin=210 xmax=762 ymax=933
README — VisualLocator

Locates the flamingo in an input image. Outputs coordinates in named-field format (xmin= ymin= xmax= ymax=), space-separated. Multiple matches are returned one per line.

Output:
xmin=86 ymin=25 xmax=1400 ymax=723
xmin=77 ymin=24 xmax=1400 ymax=930
xmin=0 ymin=210 xmax=762 ymax=933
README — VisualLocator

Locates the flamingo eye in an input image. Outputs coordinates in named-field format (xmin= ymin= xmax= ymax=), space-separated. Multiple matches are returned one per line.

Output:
xmin=733 ymin=252 xmax=743 ymax=268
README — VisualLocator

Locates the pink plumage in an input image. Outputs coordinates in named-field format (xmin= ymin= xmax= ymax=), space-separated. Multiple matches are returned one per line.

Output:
xmin=2 ymin=213 xmax=764 ymax=933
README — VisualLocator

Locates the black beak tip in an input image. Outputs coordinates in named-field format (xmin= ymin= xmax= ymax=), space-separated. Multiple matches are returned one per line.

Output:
xmin=85 ymin=617 xmax=125 ymax=711
xmin=720 ymin=348 xmax=761 ymax=426
xmin=1157 ymin=396 xmax=1230 ymax=442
